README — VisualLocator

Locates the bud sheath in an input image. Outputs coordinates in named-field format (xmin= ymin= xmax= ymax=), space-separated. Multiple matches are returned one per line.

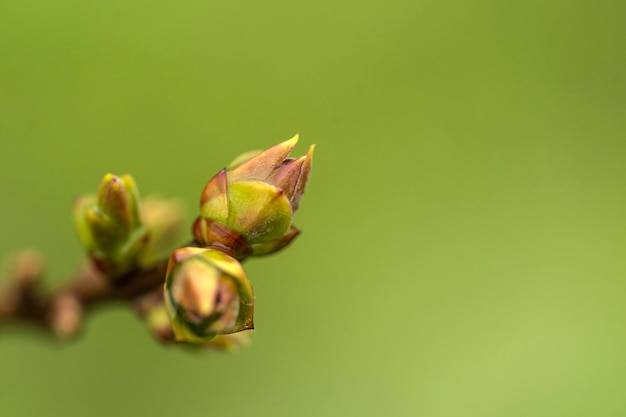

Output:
xmin=164 ymin=247 xmax=254 ymax=343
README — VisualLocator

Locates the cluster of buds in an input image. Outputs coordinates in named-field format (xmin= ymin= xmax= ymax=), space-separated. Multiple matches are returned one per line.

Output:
xmin=73 ymin=135 xmax=314 ymax=347
xmin=164 ymin=134 xmax=314 ymax=344
xmin=74 ymin=177 xmax=188 ymax=278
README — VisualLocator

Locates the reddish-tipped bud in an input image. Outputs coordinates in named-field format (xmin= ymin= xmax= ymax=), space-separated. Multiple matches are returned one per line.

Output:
xmin=194 ymin=134 xmax=314 ymax=258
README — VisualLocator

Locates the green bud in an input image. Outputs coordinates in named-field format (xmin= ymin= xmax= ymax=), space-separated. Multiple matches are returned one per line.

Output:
xmin=194 ymin=134 xmax=314 ymax=258
xmin=96 ymin=173 xmax=141 ymax=229
xmin=74 ymin=174 xmax=149 ymax=278
xmin=164 ymin=247 xmax=254 ymax=343
xmin=135 ymin=292 xmax=175 ymax=343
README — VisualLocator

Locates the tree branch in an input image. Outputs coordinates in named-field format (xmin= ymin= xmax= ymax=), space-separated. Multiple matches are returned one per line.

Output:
xmin=0 ymin=254 xmax=169 ymax=338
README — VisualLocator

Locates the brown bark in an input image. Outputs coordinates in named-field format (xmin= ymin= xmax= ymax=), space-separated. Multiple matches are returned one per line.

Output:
xmin=0 ymin=257 xmax=168 ymax=337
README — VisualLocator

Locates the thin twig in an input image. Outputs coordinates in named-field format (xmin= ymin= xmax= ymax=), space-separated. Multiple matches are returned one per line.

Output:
xmin=0 ymin=258 xmax=168 ymax=336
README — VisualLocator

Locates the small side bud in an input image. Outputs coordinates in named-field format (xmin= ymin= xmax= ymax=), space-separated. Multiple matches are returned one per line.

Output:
xmin=7 ymin=249 xmax=44 ymax=288
xmin=0 ymin=249 xmax=45 ymax=317
xmin=164 ymin=247 xmax=254 ymax=343
xmin=135 ymin=292 xmax=175 ymax=343
xmin=49 ymin=293 xmax=83 ymax=340
xmin=74 ymin=174 xmax=149 ymax=278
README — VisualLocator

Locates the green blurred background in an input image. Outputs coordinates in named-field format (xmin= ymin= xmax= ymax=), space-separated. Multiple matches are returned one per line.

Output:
xmin=1 ymin=1 xmax=625 ymax=416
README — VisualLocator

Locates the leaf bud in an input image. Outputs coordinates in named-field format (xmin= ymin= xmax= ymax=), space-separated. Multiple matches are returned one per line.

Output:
xmin=74 ymin=174 xmax=149 ymax=278
xmin=194 ymin=134 xmax=314 ymax=258
xmin=164 ymin=247 xmax=254 ymax=343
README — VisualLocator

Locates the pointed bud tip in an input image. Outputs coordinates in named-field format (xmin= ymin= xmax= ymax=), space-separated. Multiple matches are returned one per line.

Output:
xmin=102 ymin=173 xmax=136 ymax=191
xmin=229 ymin=134 xmax=301 ymax=181
xmin=102 ymin=173 xmax=116 ymax=183
xmin=110 ymin=178 xmax=123 ymax=192
xmin=201 ymin=168 xmax=228 ymax=203
xmin=281 ymin=132 xmax=299 ymax=147
xmin=266 ymin=133 xmax=300 ymax=160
